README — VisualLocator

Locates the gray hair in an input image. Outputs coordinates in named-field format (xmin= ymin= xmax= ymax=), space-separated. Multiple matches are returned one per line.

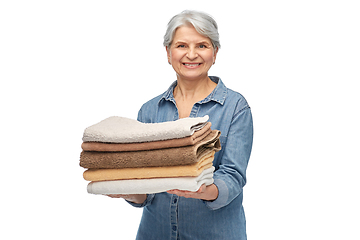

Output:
xmin=163 ymin=10 xmax=220 ymax=50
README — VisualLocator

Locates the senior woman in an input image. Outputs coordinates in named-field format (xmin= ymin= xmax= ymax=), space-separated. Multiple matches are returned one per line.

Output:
xmin=108 ymin=10 xmax=253 ymax=240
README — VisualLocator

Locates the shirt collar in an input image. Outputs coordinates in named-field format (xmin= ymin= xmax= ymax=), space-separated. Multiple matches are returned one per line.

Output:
xmin=159 ymin=76 xmax=227 ymax=105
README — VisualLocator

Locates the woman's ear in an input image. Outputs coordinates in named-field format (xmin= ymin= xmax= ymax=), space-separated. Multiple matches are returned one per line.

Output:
xmin=166 ymin=46 xmax=171 ymax=64
xmin=213 ymin=47 xmax=219 ymax=64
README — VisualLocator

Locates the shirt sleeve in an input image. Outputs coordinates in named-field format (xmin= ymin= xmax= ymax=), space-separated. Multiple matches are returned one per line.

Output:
xmin=126 ymin=194 xmax=155 ymax=208
xmin=205 ymin=106 xmax=253 ymax=210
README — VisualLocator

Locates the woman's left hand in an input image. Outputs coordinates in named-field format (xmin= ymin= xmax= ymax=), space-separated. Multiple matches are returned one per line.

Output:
xmin=167 ymin=183 xmax=218 ymax=201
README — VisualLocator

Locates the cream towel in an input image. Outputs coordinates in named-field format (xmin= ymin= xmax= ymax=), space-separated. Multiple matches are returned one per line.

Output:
xmin=82 ymin=115 xmax=209 ymax=143
xmin=81 ymin=123 xmax=211 ymax=152
xmin=83 ymin=151 xmax=215 ymax=181
xmin=87 ymin=167 xmax=215 ymax=195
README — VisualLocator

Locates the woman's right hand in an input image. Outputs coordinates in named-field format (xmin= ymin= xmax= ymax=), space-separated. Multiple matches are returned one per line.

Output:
xmin=106 ymin=194 xmax=147 ymax=204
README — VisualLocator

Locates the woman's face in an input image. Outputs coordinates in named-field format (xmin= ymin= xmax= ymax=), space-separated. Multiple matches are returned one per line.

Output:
xmin=167 ymin=25 xmax=218 ymax=82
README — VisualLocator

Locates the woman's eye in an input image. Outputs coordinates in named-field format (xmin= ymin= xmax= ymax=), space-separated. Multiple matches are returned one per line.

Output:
xmin=177 ymin=45 xmax=185 ymax=48
xmin=199 ymin=45 xmax=207 ymax=48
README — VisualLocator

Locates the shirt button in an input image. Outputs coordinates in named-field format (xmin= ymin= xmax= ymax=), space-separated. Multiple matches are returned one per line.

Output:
xmin=172 ymin=226 xmax=177 ymax=231
xmin=173 ymin=198 xmax=177 ymax=204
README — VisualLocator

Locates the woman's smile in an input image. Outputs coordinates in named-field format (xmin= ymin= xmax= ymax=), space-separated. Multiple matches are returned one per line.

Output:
xmin=182 ymin=62 xmax=202 ymax=68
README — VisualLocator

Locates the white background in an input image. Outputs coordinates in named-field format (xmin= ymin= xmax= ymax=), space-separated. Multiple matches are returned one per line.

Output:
xmin=1 ymin=0 xmax=359 ymax=239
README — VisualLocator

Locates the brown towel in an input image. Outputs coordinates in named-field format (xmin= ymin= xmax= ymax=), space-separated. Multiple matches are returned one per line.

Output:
xmin=83 ymin=151 xmax=215 ymax=181
xmin=81 ymin=122 xmax=212 ymax=152
xmin=79 ymin=130 xmax=221 ymax=169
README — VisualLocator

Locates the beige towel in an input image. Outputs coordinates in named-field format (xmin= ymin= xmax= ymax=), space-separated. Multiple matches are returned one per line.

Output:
xmin=82 ymin=115 xmax=209 ymax=143
xmin=83 ymin=151 xmax=215 ymax=181
xmin=81 ymin=123 xmax=211 ymax=152
xmin=79 ymin=130 xmax=221 ymax=169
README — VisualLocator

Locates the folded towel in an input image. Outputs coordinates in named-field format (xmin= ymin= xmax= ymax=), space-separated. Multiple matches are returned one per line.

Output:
xmin=80 ymin=130 xmax=221 ymax=169
xmin=82 ymin=115 xmax=209 ymax=143
xmin=83 ymin=151 xmax=215 ymax=181
xmin=87 ymin=166 xmax=215 ymax=194
xmin=81 ymin=123 xmax=212 ymax=152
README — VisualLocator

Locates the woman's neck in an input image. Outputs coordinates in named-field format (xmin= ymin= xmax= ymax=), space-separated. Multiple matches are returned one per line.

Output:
xmin=174 ymin=76 xmax=216 ymax=102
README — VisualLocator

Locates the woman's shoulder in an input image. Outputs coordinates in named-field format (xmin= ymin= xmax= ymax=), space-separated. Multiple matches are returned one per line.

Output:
xmin=141 ymin=93 xmax=163 ymax=108
xmin=227 ymin=88 xmax=249 ymax=106
xmin=140 ymin=81 xmax=176 ymax=109
xmin=214 ymin=77 xmax=250 ymax=112
xmin=227 ymin=87 xmax=248 ymax=100
xmin=137 ymin=91 xmax=167 ymax=123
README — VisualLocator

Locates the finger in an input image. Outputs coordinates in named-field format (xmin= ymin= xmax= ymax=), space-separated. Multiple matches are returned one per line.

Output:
xmin=197 ymin=184 xmax=206 ymax=193
xmin=167 ymin=189 xmax=181 ymax=194
xmin=106 ymin=194 xmax=128 ymax=198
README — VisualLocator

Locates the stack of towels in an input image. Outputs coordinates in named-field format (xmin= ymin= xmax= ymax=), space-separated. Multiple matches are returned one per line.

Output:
xmin=79 ymin=115 xmax=221 ymax=195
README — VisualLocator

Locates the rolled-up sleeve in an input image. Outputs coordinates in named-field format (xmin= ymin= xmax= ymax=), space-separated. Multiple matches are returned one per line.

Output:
xmin=205 ymin=107 xmax=253 ymax=210
xmin=126 ymin=194 xmax=155 ymax=208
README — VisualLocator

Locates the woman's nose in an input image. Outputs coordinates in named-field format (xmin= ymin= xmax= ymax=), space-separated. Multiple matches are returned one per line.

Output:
xmin=186 ymin=47 xmax=198 ymax=60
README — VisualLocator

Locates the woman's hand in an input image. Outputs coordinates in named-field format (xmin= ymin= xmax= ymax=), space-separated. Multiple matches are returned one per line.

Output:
xmin=167 ymin=183 xmax=218 ymax=201
xmin=106 ymin=194 xmax=147 ymax=204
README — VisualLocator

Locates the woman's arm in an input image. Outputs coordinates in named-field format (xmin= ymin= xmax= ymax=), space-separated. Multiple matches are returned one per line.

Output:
xmin=106 ymin=194 xmax=147 ymax=204
xmin=206 ymin=107 xmax=253 ymax=210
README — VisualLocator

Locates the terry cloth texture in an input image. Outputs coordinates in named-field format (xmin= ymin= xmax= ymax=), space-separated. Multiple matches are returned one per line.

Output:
xmin=82 ymin=115 xmax=209 ymax=143
xmin=81 ymin=122 xmax=212 ymax=152
xmin=79 ymin=130 xmax=221 ymax=169
xmin=83 ymin=151 xmax=215 ymax=181
xmin=87 ymin=166 xmax=215 ymax=194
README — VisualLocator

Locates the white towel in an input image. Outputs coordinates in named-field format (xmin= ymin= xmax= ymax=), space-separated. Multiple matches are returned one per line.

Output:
xmin=82 ymin=115 xmax=209 ymax=143
xmin=87 ymin=167 xmax=215 ymax=195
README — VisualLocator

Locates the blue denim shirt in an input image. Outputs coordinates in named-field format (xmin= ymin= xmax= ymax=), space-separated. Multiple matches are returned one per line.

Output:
xmin=130 ymin=76 xmax=253 ymax=240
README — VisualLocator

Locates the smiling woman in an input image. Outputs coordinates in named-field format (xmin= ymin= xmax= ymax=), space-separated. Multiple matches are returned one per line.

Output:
xmin=107 ymin=10 xmax=254 ymax=240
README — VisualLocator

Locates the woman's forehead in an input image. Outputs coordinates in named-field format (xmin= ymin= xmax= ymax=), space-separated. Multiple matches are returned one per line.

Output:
xmin=173 ymin=25 xmax=212 ymax=43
